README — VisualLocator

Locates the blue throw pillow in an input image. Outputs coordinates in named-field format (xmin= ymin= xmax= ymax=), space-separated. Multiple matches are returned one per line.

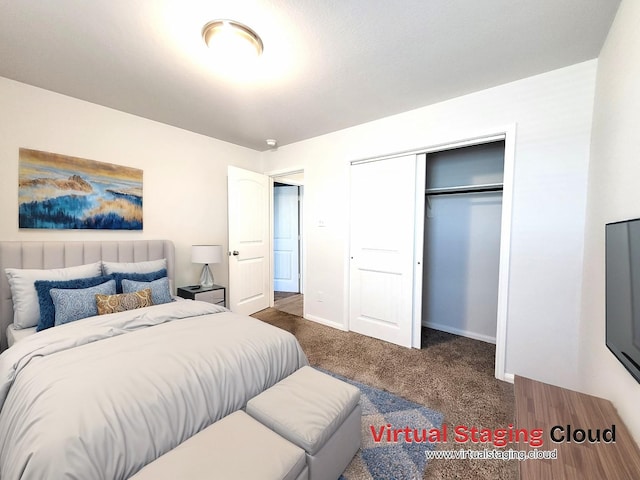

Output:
xmin=34 ymin=275 xmax=113 ymax=331
xmin=121 ymin=277 xmax=173 ymax=306
xmin=50 ymin=280 xmax=117 ymax=326
xmin=110 ymin=268 xmax=168 ymax=293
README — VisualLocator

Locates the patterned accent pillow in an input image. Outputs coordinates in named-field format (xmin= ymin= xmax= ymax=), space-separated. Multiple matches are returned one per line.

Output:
xmin=49 ymin=280 xmax=117 ymax=326
xmin=109 ymin=268 xmax=168 ymax=293
xmin=95 ymin=288 xmax=153 ymax=315
xmin=121 ymin=277 xmax=172 ymax=305
xmin=34 ymin=275 xmax=113 ymax=331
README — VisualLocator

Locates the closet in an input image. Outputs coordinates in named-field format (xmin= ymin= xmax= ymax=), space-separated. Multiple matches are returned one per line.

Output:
xmin=422 ymin=141 xmax=505 ymax=343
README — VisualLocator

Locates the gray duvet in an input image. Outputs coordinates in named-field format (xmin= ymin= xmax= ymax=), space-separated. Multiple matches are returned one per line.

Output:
xmin=0 ymin=301 xmax=308 ymax=480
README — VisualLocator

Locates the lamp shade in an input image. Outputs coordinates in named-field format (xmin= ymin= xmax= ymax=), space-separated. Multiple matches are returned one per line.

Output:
xmin=191 ymin=245 xmax=223 ymax=264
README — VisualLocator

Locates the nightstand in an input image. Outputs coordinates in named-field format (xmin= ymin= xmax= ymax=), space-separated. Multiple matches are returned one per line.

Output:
xmin=177 ymin=284 xmax=226 ymax=307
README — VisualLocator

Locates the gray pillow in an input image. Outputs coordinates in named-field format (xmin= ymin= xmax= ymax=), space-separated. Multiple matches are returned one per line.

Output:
xmin=102 ymin=258 xmax=167 ymax=275
xmin=50 ymin=280 xmax=117 ymax=326
xmin=121 ymin=277 xmax=172 ymax=306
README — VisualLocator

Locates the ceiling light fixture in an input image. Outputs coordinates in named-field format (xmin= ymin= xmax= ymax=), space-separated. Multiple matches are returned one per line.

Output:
xmin=202 ymin=20 xmax=264 ymax=61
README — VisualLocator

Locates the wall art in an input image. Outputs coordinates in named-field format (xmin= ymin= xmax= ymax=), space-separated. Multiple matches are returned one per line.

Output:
xmin=19 ymin=148 xmax=143 ymax=230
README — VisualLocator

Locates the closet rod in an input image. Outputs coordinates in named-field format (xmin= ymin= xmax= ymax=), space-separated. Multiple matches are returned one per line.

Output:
xmin=425 ymin=182 xmax=504 ymax=196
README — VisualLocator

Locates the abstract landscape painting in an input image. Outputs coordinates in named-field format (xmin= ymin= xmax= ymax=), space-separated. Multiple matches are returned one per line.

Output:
xmin=19 ymin=148 xmax=143 ymax=230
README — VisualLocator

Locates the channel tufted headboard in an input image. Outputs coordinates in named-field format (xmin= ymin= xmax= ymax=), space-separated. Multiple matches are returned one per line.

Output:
xmin=0 ymin=240 xmax=175 ymax=352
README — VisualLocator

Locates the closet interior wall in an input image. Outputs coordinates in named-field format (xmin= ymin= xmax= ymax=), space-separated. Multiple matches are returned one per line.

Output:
xmin=422 ymin=141 xmax=505 ymax=343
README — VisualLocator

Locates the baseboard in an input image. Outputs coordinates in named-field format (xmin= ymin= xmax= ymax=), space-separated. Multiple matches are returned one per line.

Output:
xmin=502 ymin=372 xmax=515 ymax=384
xmin=305 ymin=314 xmax=348 ymax=331
xmin=423 ymin=321 xmax=496 ymax=344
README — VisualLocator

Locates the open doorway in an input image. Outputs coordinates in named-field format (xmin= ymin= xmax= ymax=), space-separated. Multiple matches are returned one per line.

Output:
xmin=272 ymin=171 xmax=304 ymax=317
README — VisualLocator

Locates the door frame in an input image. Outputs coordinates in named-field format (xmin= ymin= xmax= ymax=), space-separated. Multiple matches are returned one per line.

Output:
xmin=347 ymin=124 xmax=516 ymax=382
xmin=266 ymin=168 xmax=305 ymax=310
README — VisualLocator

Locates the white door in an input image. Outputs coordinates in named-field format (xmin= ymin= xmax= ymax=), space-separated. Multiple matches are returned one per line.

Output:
xmin=274 ymin=185 xmax=300 ymax=292
xmin=228 ymin=166 xmax=270 ymax=315
xmin=349 ymin=155 xmax=417 ymax=347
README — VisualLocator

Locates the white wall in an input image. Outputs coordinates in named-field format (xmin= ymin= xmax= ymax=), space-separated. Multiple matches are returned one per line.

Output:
xmin=262 ymin=60 xmax=597 ymax=390
xmin=424 ymin=192 xmax=503 ymax=343
xmin=0 ymin=77 xmax=261 ymax=290
xmin=580 ymin=0 xmax=640 ymax=444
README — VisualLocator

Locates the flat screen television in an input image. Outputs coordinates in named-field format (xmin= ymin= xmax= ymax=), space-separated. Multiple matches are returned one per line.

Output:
xmin=606 ymin=218 xmax=640 ymax=383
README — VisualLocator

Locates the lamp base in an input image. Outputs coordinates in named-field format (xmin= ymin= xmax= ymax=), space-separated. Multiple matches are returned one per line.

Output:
xmin=199 ymin=264 xmax=214 ymax=288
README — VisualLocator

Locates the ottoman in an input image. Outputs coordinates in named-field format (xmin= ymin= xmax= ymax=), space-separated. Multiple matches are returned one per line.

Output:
xmin=246 ymin=366 xmax=361 ymax=480
xmin=130 ymin=411 xmax=308 ymax=480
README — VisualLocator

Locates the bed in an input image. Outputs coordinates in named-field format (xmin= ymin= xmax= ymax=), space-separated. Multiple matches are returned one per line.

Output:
xmin=0 ymin=240 xmax=308 ymax=480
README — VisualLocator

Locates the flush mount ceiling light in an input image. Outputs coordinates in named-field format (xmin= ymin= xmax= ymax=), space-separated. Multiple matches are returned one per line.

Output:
xmin=202 ymin=20 xmax=264 ymax=61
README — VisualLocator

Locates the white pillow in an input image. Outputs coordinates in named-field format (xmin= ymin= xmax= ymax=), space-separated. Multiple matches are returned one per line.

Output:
xmin=5 ymin=262 xmax=103 ymax=329
xmin=102 ymin=258 xmax=167 ymax=275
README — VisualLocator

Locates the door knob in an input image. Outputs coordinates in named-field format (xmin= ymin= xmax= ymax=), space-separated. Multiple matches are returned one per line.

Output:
xmin=232 ymin=250 xmax=240 ymax=256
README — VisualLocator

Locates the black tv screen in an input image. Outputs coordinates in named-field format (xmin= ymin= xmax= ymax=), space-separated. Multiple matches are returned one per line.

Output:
xmin=606 ymin=218 xmax=640 ymax=383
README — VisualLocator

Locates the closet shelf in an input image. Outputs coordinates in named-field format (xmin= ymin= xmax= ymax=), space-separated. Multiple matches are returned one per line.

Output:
xmin=425 ymin=182 xmax=504 ymax=196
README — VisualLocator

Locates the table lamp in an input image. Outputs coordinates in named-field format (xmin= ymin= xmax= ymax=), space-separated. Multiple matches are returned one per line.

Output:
xmin=191 ymin=245 xmax=223 ymax=288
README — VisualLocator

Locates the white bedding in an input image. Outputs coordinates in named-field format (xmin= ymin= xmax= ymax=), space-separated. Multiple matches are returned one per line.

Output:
xmin=5 ymin=324 xmax=37 ymax=347
xmin=0 ymin=301 xmax=308 ymax=480
xmin=5 ymin=296 xmax=188 ymax=349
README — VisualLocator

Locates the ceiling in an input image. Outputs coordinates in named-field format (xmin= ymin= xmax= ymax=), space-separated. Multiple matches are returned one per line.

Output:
xmin=0 ymin=0 xmax=620 ymax=151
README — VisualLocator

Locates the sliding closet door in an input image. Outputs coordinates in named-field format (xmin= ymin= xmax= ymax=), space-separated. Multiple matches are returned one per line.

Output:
xmin=349 ymin=155 xmax=417 ymax=347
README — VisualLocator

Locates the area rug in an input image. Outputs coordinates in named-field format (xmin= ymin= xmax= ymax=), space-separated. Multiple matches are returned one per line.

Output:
xmin=319 ymin=369 xmax=445 ymax=480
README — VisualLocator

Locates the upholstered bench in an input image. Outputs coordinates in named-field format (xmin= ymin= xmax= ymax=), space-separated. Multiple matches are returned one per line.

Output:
xmin=246 ymin=366 xmax=361 ymax=480
xmin=129 ymin=411 xmax=308 ymax=480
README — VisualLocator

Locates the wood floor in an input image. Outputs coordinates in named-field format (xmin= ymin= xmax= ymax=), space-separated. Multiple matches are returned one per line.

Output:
xmin=515 ymin=375 xmax=640 ymax=479
xmin=273 ymin=292 xmax=303 ymax=317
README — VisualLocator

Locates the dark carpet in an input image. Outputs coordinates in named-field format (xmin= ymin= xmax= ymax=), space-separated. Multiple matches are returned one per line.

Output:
xmin=252 ymin=308 xmax=517 ymax=480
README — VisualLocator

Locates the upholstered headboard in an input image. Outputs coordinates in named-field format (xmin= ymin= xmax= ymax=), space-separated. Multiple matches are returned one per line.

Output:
xmin=0 ymin=240 xmax=175 ymax=352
